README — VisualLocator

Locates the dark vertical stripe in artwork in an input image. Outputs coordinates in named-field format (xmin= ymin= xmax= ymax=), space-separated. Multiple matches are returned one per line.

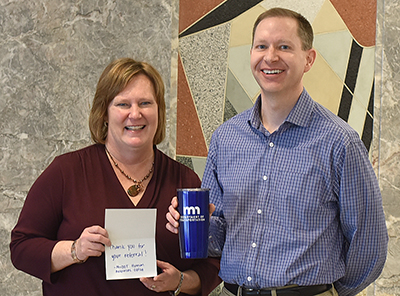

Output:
xmin=367 ymin=80 xmax=374 ymax=117
xmin=338 ymin=40 xmax=363 ymax=122
xmin=345 ymin=40 xmax=363 ymax=92
xmin=361 ymin=82 xmax=375 ymax=151
xmin=338 ymin=87 xmax=353 ymax=121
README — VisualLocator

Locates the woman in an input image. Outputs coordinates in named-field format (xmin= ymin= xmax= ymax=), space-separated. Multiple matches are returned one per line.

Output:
xmin=10 ymin=58 xmax=221 ymax=295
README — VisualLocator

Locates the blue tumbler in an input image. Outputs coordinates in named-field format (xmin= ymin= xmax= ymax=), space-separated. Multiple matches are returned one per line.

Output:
xmin=177 ymin=188 xmax=210 ymax=259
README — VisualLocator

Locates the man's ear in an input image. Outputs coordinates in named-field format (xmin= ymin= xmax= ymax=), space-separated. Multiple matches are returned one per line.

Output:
xmin=304 ymin=48 xmax=317 ymax=73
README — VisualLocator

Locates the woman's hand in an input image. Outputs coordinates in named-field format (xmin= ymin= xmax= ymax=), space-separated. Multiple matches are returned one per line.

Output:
xmin=51 ymin=225 xmax=111 ymax=272
xmin=140 ymin=260 xmax=181 ymax=292
xmin=75 ymin=225 xmax=111 ymax=261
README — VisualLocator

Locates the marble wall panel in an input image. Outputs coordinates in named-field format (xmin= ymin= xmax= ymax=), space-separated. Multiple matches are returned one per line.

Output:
xmin=0 ymin=0 xmax=178 ymax=295
xmin=374 ymin=1 xmax=400 ymax=295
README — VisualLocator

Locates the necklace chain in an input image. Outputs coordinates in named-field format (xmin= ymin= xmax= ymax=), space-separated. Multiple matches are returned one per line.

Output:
xmin=105 ymin=147 xmax=154 ymax=197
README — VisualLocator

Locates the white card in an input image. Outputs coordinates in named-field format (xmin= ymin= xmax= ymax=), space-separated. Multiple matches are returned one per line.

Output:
xmin=105 ymin=208 xmax=157 ymax=280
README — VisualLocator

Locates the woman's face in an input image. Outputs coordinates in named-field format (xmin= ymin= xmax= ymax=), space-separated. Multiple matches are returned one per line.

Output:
xmin=105 ymin=74 xmax=158 ymax=152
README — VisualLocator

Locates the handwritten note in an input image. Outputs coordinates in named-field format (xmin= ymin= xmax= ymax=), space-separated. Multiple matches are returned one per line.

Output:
xmin=105 ymin=208 xmax=157 ymax=280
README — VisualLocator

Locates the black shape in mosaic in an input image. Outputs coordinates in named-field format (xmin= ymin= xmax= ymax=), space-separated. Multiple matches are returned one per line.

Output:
xmin=338 ymin=86 xmax=353 ymax=122
xmin=338 ymin=39 xmax=363 ymax=122
xmin=361 ymin=81 xmax=375 ymax=151
xmin=345 ymin=40 xmax=363 ymax=93
xmin=179 ymin=0 xmax=264 ymax=38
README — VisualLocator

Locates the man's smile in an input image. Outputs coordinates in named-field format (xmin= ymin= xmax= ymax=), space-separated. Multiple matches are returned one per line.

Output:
xmin=262 ymin=69 xmax=284 ymax=74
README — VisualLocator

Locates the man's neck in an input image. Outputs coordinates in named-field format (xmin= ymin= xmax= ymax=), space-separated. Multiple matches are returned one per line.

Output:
xmin=259 ymin=88 xmax=302 ymax=133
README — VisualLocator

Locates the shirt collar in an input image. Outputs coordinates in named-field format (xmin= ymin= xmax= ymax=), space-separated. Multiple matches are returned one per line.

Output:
xmin=248 ymin=88 xmax=314 ymax=131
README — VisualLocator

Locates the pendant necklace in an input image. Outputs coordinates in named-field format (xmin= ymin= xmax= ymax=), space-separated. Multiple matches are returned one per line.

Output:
xmin=105 ymin=147 xmax=154 ymax=197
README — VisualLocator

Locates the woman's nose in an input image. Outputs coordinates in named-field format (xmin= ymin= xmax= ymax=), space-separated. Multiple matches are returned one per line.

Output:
xmin=128 ymin=105 xmax=141 ymax=119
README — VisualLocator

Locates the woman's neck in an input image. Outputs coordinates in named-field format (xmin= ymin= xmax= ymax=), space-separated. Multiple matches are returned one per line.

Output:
xmin=105 ymin=143 xmax=154 ymax=166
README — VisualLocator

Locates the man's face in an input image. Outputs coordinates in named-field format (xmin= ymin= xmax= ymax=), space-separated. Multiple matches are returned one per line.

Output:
xmin=250 ymin=16 xmax=315 ymax=99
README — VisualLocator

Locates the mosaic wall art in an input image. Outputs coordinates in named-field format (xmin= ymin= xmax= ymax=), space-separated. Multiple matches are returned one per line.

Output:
xmin=177 ymin=0 xmax=377 ymax=179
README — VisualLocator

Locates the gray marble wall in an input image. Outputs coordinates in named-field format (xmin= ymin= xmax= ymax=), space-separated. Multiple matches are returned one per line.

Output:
xmin=374 ymin=0 xmax=400 ymax=295
xmin=0 ymin=0 xmax=178 ymax=295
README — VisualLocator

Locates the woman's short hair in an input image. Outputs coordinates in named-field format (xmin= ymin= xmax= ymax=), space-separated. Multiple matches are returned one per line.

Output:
xmin=89 ymin=58 xmax=166 ymax=145
xmin=252 ymin=7 xmax=314 ymax=51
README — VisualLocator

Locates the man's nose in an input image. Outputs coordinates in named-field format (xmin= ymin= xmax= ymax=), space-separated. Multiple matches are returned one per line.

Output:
xmin=264 ymin=47 xmax=279 ymax=63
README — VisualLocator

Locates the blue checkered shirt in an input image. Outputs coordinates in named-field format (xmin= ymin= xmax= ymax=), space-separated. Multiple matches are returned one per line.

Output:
xmin=203 ymin=89 xmax=387 ymax=296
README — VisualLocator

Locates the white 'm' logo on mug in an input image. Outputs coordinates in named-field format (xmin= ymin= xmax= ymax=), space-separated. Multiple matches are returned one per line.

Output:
xmin=183 ymin=206 xmax=200 ymax=215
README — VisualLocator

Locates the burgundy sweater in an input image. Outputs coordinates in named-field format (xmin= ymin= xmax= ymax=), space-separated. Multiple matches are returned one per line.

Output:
xmin=10 ymin=144 xmax=220 ymax=296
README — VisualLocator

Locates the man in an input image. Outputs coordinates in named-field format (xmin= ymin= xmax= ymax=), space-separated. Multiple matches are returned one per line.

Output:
xmin=167 ymin=7 xmax=387 ymax=296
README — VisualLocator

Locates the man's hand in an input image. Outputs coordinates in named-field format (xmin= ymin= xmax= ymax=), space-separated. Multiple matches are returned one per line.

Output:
xmin=166 ymin=196 xmax=180 ymax=234
xmin=166 ymin=196 xmax=216 ymax=234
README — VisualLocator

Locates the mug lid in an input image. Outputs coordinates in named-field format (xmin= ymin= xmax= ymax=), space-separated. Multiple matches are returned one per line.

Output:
xmin=177 ymin=188 xmax=210 ymax=192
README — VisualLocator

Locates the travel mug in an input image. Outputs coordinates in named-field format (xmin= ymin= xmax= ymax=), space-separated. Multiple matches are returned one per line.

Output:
xmin=177 ymin=188 xmax=210 ymax=259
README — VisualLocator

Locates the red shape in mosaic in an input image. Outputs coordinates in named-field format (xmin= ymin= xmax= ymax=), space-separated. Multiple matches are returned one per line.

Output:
xmin=176 ymin=55 xmax=208 ymax=157
xmin=330 ymin=0 xmax=377 ymax=47
xmin=179 ymin=0 xmax=226 ymax=33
